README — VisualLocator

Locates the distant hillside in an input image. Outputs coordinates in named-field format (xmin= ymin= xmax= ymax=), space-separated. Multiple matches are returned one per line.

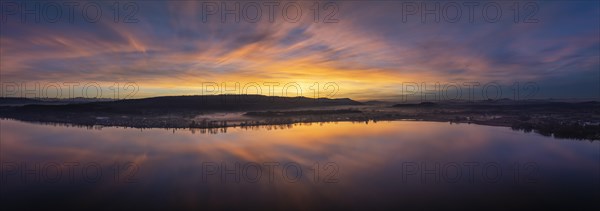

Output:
xmin=0 ymin=97 xmax=114 ymax=105
xmin=362 ymin=100 xmax=393 ymax=105
xmin=393 ymin=102 xmax=438 ymax=107
xmin=0 ymin=97 xmax=44 ymax=105
xmin=3 ymin=95 xmax=362 ymax=115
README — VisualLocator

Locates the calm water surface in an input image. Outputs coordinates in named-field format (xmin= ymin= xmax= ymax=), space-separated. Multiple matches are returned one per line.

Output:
xmin=1 ymin=119 xmax=598 ymax=210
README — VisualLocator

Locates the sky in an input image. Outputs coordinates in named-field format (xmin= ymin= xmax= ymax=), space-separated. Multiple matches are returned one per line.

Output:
xmin=0 ymin=0 xmax=599 ymax=101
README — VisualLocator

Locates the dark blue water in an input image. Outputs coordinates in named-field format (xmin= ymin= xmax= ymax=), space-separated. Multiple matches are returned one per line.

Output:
xmin=1 ymin=119 xmax=598 ymax=210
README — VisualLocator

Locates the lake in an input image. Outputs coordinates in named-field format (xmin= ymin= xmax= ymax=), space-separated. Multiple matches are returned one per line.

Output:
xmin=1 ymin=119 xmax=598 ymax=210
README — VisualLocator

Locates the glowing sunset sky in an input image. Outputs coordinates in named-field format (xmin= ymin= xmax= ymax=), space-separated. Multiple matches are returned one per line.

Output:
xmin=1 ymin=0 xmax=598 ymax=100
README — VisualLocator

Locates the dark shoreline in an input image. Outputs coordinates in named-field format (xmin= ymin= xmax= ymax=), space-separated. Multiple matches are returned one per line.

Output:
xmin=1 ymin=96 xmax=598 ymax=140
xmin=1 ymin=108 xmax=598 ymax=141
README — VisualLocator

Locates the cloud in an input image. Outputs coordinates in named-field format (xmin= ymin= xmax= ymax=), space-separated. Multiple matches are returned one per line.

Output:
xmin=1 ymin=0 xmax=598 ymax=100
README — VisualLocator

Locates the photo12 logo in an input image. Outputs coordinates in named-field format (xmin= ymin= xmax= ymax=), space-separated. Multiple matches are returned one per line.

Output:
xmin=1 ymin=82 xmax=139 ymax=100
xmin=399 ymin=1 xmax=540 ymax=24
xmin=0 ymin=1 xmax=140 ymax=23
xmin=196 ymin=1 xmax=340 ymax=23
xmin=401 ymin=161 xmax=540 ymax=185
xmin=1 ymin=161 xmax=140 ymax=184
xmin=400 ymin=81 xmax=540 ymax=102
xmin=188 ymin=161 xmax=340 ymax=184
xmin=200 ymin=81 xmax=340 ymax=103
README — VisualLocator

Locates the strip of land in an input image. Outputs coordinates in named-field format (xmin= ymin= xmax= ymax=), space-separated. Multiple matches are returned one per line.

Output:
xmin=0 ymin=95 xmax=598 ymax=140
